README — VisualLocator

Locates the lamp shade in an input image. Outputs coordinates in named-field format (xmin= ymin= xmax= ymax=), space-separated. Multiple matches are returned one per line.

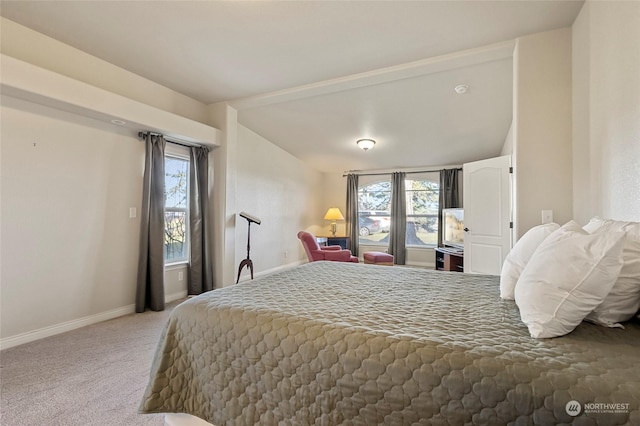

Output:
xmin=324 ymin=207 xmax=345 ymax=221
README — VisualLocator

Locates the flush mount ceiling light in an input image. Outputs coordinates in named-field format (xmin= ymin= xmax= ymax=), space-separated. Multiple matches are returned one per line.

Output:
xmin=454 ymin=84 xmax=469 ymax=94
xmin=110 ymin=119 xmax=127 ymax=125
xmin=357 ymin=139 xmax=376 ymax=151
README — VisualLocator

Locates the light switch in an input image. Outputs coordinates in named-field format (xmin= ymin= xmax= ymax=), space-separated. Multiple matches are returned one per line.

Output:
xmin=129 ymin=207 xmax=137 ymax=218
xmin=541 ymin=210 xmax=553 ymax=224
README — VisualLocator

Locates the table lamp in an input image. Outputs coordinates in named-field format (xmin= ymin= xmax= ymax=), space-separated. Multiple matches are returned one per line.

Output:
xmin=324 ymin=207 xmax=345 ymax=237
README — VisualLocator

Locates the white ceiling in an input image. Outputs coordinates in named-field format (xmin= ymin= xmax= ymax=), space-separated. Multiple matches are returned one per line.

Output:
xmin=1 ymin=1 xmax=584 ymax=173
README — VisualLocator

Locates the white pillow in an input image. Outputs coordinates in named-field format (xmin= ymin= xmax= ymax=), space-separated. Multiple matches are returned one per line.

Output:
xmin=514 ymin=221 xmax=625 ymax=338
xmin=500 ymin=223 xmax=560 ymax=300
xmin=583 ymin=217 xmax=640 ymax=327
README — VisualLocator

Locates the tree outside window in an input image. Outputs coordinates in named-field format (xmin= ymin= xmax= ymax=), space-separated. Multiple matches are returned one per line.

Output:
xmin=358 ymin=178 xmax=439 ymax=246
xmin=405 ymin=179 xmax=439 ymax=245
xmin=164 ymin=156 xmax=189 ymax=262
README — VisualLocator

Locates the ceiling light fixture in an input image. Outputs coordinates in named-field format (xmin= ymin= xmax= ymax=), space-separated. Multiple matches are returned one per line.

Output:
xmin=357 ymin=139 xmax=376 ymax=151
xmin=454 ymin=85 xmax=468 ymax=94
xmin=110 ymin=119 xmax=127 ymax=125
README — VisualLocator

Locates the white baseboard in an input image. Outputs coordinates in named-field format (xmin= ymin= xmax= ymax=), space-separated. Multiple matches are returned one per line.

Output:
xmin=406 ymin=261 xmax=436 ymax=269
xmin=165 ymin=413 xmax=214 ymax=426
xmin=0 ymin=291 xmax=187 ymax=351
xmin=166 ymin=290 xmax=188 ymax=303
xmin=0 ymin=303 xmax=136 ymax=351
xmin=236 ymin=260 xmax=305 ymax=284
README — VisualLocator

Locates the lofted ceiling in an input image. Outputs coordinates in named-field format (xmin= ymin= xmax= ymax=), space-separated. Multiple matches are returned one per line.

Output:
xmin=0 ymin=1 xmax=584 ymax=173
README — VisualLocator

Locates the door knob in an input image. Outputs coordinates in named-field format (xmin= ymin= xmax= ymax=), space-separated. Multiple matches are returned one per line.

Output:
xmin=464 ymin=227 xmax=470 ymax=232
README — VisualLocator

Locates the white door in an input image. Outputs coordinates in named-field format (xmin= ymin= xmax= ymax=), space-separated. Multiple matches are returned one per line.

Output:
xmin=463 ymin=155 xmax=512 ymax=275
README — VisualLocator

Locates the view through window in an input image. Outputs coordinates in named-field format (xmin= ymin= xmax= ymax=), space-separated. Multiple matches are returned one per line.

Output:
xmin=358 ymin=178 xmax=439 ymax=247
xmin=164 ymin=156 xmax=189 ymax=262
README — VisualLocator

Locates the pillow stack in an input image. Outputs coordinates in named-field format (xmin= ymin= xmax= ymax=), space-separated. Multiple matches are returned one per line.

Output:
xmin=582 ymin=217 xmax=640 ymax=327
xmin=500 ymin=222 xmax=560 ymax=300
xmin=500 ymin=218 xmax=637 ymax=339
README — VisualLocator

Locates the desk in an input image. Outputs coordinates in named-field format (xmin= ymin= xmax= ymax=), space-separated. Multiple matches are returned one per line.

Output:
xmin=435 ymin=247 xmax=464 ymax=272
xmin=317 ymin=236 xmax=350 ymax=250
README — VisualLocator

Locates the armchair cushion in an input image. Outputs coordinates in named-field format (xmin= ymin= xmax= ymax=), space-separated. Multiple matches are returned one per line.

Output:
xmin=323 ymin=249 xmax=354 ymax=262
xmin=297 ymin=231 xmax=359 ymax=263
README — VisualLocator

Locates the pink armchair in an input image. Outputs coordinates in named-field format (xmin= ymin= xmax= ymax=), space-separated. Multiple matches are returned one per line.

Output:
xmin=297 ymin=231 xmax=359 ymax=263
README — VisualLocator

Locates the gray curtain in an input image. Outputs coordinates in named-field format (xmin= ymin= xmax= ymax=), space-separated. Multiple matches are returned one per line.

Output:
xmin=438 ymin=168 xmax=462 ymax=247
xmin=136 ymin=133 xmax=166 ymax=312
xmin=388 ymin=172 xmax=406 ymax=265
xmin=345 ymin=174 xmax=359 ymax=256
xmin=188 ymin=146 xmax=214 ymax=294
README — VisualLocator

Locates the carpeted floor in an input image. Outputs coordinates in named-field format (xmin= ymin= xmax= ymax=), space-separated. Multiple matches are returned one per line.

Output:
xmin=0 ymin=300 xmax=184 ymax=426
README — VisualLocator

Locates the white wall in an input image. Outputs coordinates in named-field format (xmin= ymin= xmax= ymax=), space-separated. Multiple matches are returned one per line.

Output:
xmin=0 ymin=98 xmax=192 ymax=347
xmin=572 ymin=1 xmax=640 ymax=223
xmin=0 ymin=18 xmax=209 ymax=124
xmin=513 ymin=28 xmax=573 ymax=238
xmin=0 ymin=19 xmax=208 ymax=347
xmin=209 ymin=103 xmax=239 ymax=287
xmin=235 ymin=126 xmax=324 ymax=276
xmin=500 ymin=121 xmax=514 ymax=156
xmin=321 ymin=173 xmax=349 ymax=238
xmin=0 ymin=98 xmax=144 ymax=340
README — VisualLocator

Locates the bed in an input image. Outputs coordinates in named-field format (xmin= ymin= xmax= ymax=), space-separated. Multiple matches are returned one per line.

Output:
xmin=140 ymin=261 xmax=640 ymax=425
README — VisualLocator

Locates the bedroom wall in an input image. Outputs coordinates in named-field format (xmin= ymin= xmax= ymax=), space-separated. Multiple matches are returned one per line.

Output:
xmin=0 ymin=97 xmax=197 ymax=347
xmin=0 ymin=18 xmax=208 ymax=124
xmin=0 ymin=19 xmax=211 ymax=347
xmin=572 ymin=1 xmax=640 ymax=223
xmin=321 ymin=173 xmax=349 ymax=238
xmin=512 ymin=28 xmax=573 ymax=239
xmin=500 ymin=122 xmax=514 ymax=156
xmin=0 ymin=98 xmax=144 ymax=341
xmin=235 ymin=125 xmax=324 ymax=278
xmin=209 ymin=102 xmax=238 ymax=288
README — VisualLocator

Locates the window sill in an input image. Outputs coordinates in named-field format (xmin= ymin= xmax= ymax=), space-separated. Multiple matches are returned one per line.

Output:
xmin=165 ymin=261 xmax=189 ymax=270
xmin=360 ymin=243 xmax=437 ymax=250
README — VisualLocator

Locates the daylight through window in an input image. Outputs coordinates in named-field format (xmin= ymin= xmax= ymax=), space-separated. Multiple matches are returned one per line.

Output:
xmin=357 ymin=176 xmax=439 ymax=247
xmin=164 ymin=156 xmax=189 ymax=263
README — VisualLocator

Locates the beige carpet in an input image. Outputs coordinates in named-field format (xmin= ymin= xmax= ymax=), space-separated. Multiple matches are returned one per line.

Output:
xmin=1 ymin=300 xmax=184 ymax=426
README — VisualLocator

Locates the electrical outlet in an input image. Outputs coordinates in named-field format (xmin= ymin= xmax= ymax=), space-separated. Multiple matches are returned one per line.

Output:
xmin=541 ymin=210 xmax=553 ymax=224
xmin=284 ymin=250 xmax=288 ymax=259
xmin=129 ymin=207 xmax=137 ymax=218
xmin=178 ymin=271 xmax=184 ymax=281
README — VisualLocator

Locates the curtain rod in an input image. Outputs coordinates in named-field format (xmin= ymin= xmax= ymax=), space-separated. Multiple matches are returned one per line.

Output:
xmin=137 ymin=131 xmax=209 ymax=150
xmin=343 ymin=166 xmax=462 ymax=177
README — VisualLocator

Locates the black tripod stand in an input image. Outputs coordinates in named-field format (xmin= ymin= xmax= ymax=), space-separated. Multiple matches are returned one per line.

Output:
xmin=236 ymin=212 xmax=261 ymax=283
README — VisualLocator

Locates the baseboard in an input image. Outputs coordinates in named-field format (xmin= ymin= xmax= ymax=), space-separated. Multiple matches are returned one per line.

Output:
xmin=166 ymin=290 xmax=188 ymax=303
xmin=406 ymin=261 xmax=436 ymax=269
xmin=0 ymin=303 xmax=136 ymax=351
xmin=237 ymin=260 xmax=305 ymax=284
xmin=165 ymin=413 xmax=214 ymax=426
xmin=0 ymin=290 xmax=190 ymax=351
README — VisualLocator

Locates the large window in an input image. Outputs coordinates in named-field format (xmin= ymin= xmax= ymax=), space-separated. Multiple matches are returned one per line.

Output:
xmin=358 ymin=177 xmax=439 ymax=247
xmin=405 ymin=179 xmax=440 ymax=245
xmin=164 ymin=155 xmax=189 ymax=263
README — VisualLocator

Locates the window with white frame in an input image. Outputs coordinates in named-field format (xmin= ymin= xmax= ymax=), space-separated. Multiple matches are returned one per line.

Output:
xmin=358 ymin=174 xmax=439 ymax=247
xmin=405 ymin=178 xmax=440 ymax=246
xmin=164 ymin=155 xmax=189 ymax=263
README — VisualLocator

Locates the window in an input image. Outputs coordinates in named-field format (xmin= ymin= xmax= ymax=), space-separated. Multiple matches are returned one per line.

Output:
xmin=164 ymin=155 xmax=189 ymax=263
xmin=405 ymin=179 xmax=439 ymax=246
xmin=358 ymin=176 xmax=439 ymax=247
xmin=358 ymin=181 xmax=391 ymax=242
